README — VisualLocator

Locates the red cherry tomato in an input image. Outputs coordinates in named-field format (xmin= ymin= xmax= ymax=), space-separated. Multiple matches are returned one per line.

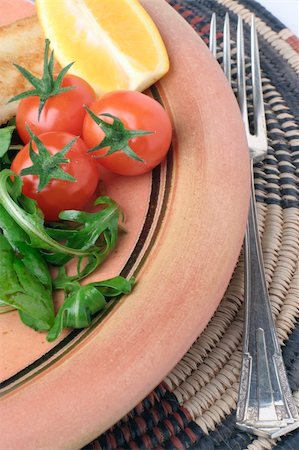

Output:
xmin=11 ymin=131 xmax=100 ymax=221
xmin=82 ymin=90 xmax=172 ymax=176
xmin=16 ymin=75 xmax=96 ymax=144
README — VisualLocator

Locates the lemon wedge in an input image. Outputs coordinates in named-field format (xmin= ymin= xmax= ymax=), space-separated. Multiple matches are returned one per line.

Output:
xmin=35 ymin=0 xmax=169 ymax=95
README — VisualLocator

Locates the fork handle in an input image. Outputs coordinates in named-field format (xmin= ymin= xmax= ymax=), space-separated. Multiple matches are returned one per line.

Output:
xmin=236 ymin=162 xmax=299 ymax=439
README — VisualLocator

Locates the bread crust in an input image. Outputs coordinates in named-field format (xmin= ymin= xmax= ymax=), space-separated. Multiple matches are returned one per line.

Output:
xmin=0 ymin=15 xmax=60 ymax=125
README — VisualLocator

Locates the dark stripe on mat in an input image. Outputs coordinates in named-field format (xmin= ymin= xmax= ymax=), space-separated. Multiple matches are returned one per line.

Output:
xmin=239 ymin=0 xmax=288 ymax=33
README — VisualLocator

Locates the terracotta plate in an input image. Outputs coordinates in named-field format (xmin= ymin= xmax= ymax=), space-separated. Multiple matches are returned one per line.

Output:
xmin=0 ymin=1 xmax=250 ymax=448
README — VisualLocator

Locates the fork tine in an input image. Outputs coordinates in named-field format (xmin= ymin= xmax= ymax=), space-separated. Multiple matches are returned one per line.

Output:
xmin=237 ymin=16 xmax=250 ymax=136
xmin=223 ymin=13 xmax=231 ymax=83
xmin=251 ymin=15 xmax=267 ymax=144
xmin=209 ymin=13 xmax=217 ymax=57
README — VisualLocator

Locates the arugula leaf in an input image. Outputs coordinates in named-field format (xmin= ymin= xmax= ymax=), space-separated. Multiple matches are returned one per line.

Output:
xmin=13 ymin=258 xmax=54 ymax=330
xmin=0 ymin=171 xmax=121 ymax=281
xmin=48 ymin=196 xmax=119 ymax=250
xmin=0 ymin=233 xmax=54 ymax=330
xmin=47 ymin=276 xmax=134 ymax=342
xmin=0 ymin=125 xmax=15 ymax=157
xmin=0 ymin=169 xmax=99 ymax=258
xmin=47 ymin=196 xmax=120 ymax=283
xmin=88 ymin=276 xmax=134 ymax=296
xmin=0 ymin=204 xmax=51 ymax=289
xmin=52 ymin=253 xmax=104 ymax=290
xmin=47 ymin=284 xmax=106 ymax=341
xmin=0 ymin=233 xmax=22 ymax=297
xmin=0 ymin=168 xmax=134 ymax=339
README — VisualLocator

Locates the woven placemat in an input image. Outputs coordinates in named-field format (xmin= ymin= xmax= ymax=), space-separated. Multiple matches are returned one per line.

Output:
xmin=84 ymin=1 xmax=299 ymax=449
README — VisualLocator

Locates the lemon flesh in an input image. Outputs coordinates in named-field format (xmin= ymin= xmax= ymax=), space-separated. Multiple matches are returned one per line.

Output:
xmin=36 ymin=0 xmax=169 ymax=95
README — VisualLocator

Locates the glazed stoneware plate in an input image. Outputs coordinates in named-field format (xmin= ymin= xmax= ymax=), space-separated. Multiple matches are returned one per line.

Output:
xmin=0 ymin=1 xmax=250 ymax=449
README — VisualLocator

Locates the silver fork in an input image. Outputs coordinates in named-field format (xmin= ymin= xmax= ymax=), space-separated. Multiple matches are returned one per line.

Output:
xmin=210 ymin=13 xmax=299 ymax=439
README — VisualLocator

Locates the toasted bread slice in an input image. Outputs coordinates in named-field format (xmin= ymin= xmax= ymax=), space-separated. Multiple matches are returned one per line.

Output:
xmin=0 ymin=15 xmax=60 ymax=125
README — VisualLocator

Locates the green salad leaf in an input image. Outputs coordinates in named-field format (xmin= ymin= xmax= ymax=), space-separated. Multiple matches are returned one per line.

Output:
xmin=0 ymin=169 xmax=97 ymax=257
xmin=0 ymin=125 xmax=15 ymax=157
xmin=0 ymin=204 xmax=52 ymax=289
xmin=0 ymin=168 xmax=134 ymax=339
xmin=0 ymin=233 xmax=54 ymax=330
xmin=0 ymin=121 xmax=22 ymax=170
xmin=47 ymin=277 xmax=134 ymax=341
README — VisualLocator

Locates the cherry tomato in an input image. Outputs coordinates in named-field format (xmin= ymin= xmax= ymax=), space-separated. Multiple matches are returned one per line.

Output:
xmin=11 ymin=131 xmax=100 ymax=222
xmin=16 ymin=75 xmax=96 ymax=144
xmin=82 ymin=90 xmax=172 ymax=176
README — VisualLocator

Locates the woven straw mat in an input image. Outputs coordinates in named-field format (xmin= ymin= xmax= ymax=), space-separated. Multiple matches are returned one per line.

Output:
xmin=84 ymin=0 xmax=299 ymax=449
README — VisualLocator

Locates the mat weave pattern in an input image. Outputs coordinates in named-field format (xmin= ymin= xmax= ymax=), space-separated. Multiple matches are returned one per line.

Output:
xmin=84 ymin=1 xmax=299 ymax=448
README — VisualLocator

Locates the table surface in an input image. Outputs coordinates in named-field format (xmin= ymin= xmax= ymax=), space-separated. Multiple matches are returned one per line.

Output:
xmin=257 ymin=0 xmax=299 ymax=35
